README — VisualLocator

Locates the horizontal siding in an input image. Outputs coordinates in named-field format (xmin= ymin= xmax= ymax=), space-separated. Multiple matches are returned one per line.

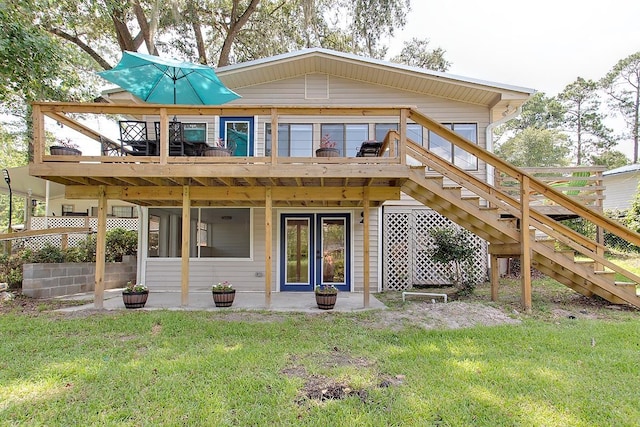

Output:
xmin=145 ymin=209 xmax=273 ymax=292
xmin=603 ymin=175 xmax=640 ymax=211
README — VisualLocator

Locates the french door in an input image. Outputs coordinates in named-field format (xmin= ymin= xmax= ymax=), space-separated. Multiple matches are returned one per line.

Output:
xmin=219 ymin=117 xmax=254 ymax=156
xmin=280 ymin=213 xmax=351 ymax=292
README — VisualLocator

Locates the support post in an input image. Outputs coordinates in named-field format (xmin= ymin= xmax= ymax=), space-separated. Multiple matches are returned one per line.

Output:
xmin=520 ymin=175 xmax=532 ymax=312
xmin=159 ymin=108 xmax=168 ymax=165
xmin=181 ymin=186 xmax=190 ymax=306
xmin=265 ymin=187 xmax=272 ymax=308
xmin=399 ymin=109 xmax=408 ymax=165
xmin=490 ymin=254 xmax=499 ymax=301
xmin=94 ymin=185 xmax=107 ymax=309
xmin=270 ymin=108 xmax=278 ymax=164
xmin=363 ymin=189 xmax=371 ymax=308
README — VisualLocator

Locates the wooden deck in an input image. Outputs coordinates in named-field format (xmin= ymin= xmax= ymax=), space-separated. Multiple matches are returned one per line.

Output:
xmin=27 ymin=102 xmax=640 ymax=311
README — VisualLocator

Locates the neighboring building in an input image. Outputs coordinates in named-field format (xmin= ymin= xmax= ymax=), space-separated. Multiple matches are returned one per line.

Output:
xmin=603 ymin=164 xmax=640 ymax=212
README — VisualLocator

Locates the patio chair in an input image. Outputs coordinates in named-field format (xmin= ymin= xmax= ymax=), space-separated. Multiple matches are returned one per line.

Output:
xmin=356 ymin=140 xmax=382 ymax=157
xmin=154 ymin=121 xmax=191 ymax=156
xmin=119 ymin=121 xmax=155 ymax=156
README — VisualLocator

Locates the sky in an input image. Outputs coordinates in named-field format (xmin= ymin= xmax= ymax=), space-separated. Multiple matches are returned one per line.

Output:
xmin=387 ymin=0 xmax=640 ymax=96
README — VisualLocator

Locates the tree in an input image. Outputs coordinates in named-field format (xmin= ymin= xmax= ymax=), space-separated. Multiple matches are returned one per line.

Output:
xmin=494 ymin=127 xmax=570 ymax=167
xmin=590 ymin=150 xmax=629 ymax=169
xmin=600 ymin=51 xmax=640 ymax=163
xmin=557 ymin=77 xmax=614 ymax=165
xmin=391 ymin=37 xmax=451 ymax=71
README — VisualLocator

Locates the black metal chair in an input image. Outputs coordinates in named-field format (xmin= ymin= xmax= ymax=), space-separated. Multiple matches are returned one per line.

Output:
xmin=119 ymin=121 xmax=154 ymax=156
xmin=356 ymin=141 xmax=383 ymax=157
xmin=154 ymin=121 xmax=191 ymax=156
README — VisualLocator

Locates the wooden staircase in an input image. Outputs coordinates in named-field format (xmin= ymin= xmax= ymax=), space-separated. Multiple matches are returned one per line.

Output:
xmin=389 ymin=110 xmax=640 ymax=310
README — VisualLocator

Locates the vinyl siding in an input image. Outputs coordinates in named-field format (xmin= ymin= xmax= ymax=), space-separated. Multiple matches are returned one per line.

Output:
xmin=603 ymin=173 xmax=640 ymax=211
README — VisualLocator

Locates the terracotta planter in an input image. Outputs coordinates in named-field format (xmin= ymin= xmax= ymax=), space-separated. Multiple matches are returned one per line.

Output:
xmin=203 ymin=147 xmax=232 ymax=157
xmin=212 ymin=289 xmax=236 ymax=307
xmin=122 ymin=290 xmax=149 ymax=309
xmin=315 ymin=292 xmax=337 ymax=310
xmin=315 ymin=148 xmax=340 ymax=157
xmin=50 ymin=146 xmax=82 ymax=156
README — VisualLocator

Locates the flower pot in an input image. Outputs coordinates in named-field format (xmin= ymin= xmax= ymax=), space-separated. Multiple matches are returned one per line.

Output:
xmin=315 ymin=148 xmax=339 ymax=157
xmin=122 ymin=290 xmax=149 ymax=309
xmin=50 ymin=146 xmax=82 ymax=156
xmin=212 ymin=289 xmax=236 ymax=307
xmin=203 ymin=147 xmax=232 ymax=157
xmin=315 ymin=292 xmax=337 ymax=310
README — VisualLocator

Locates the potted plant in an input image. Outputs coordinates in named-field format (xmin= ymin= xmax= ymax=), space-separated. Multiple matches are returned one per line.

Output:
xmin=49 ymin=138 xmax=82 ymax=156
xmin=203 ymin=138 xmax=232 ymax=157
xmin=314 ymin=284 xmax=338 ymax=310
xmin=212 ymin=280 xmax=235 ymax=307
xmin=315 ymin=134 xmax=340 ymax=157
xmin=122 ymin=281 xmax=149 ymax=309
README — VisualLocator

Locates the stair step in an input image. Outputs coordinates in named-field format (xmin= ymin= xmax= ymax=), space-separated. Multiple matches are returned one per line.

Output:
xmin=614 ymin=281 xmax=638 ymax=287
xmin=535 ymin=238 xmax=557 ymax=249
xmin=461 ymin=196 xmax=480 ymax=206
xmin=595 ymin=270 xmax=616 ymax=281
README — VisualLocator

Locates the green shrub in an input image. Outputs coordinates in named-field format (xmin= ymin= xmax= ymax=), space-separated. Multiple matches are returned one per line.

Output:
xmin=428 ymin=227 xmax=483 ymax=295
xmin=106 ymin=228 xmax=137 ymax=262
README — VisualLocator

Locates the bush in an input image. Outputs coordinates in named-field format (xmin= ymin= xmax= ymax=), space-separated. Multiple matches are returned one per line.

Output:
xmin=106 ymin=228 xmax=137 ymax=262
xmin=428 ymin=227 xmax=483 ymax=295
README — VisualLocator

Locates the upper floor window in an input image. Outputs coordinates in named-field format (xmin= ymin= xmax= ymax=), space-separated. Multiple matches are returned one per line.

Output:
xmin=320 ymin=124 xmax=368 ymax=157
xmin=182 ymin=123 xmax=207 ymax=144
xmin=375 ymin=123 xmax=423 ymax=145
xmin=429 ymin=123 xmax=478 ymax=170
xmin=265 ymin=124 xmax=313 ymax=157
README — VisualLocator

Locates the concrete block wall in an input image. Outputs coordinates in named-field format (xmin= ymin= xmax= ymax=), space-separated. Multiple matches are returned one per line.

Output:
xmin=22 ymin=256 xmax=137 ymax=298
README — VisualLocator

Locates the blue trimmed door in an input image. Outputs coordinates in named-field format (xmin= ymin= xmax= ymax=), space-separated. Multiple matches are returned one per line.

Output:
xmin=280 ymin=213 xmax=351 ymax=292
xmin=219 ymin=117 xmax=254 ymax=156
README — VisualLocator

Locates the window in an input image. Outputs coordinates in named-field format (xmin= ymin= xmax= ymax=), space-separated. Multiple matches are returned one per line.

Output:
xmin=112 ymin=206 xmax=138 ymax=218
xmin=320 ymin=124 xmax=369 ymax=157
xmin=148 ymin=207 xmax=251 ymax=258
xmin=265 ymin=124 xmax=313 ymax=157
xmin=182 ymin=123 xmax=207 ymax=144
xmin=61 ymin=205 xmax=74 ymax=216
xmin=375 ymin=123 xmax=424 ymax=145
xmin=428 ymin=123 xmax=478 ymax=170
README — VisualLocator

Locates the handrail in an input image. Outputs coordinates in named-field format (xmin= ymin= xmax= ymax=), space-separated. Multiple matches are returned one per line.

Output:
xmin=407 ymin=108 xmax=640 ymax=249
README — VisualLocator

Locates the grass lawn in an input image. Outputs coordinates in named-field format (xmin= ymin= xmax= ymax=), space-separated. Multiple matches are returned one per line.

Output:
xmin=1 ymin=280 xmax=640 ymax=426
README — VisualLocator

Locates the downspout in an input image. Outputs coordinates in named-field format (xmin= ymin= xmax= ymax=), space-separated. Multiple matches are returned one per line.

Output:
xmin=486 ymin=105 xmax=522 ymax=186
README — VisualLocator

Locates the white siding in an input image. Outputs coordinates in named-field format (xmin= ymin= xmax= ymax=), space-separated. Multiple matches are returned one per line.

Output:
xmin=603 ymin=173 xmax=640 ymax=211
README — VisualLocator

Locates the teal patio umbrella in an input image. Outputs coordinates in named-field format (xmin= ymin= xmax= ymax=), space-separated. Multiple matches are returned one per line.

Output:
xmin=98 ymin=51 xmax=240 ymax=105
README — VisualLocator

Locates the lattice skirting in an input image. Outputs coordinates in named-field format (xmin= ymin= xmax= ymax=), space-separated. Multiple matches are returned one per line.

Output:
xmin=383 ymin=207 xmax=488 ymax=291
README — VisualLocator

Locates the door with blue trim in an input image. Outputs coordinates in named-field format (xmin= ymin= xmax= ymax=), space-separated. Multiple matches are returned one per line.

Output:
xmin=280 ymin=213 xmax=351 ymax=292
xmin=219 ymin=117 xmax=254 ymax=156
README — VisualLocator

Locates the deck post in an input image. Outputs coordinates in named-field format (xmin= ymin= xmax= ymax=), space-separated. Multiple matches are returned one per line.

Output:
xmin=159 ymin=108 xmax=168 ymax=164
xmin=181 ymin=186 xmax=190 ymax=306
xmin=490 ymin=254 xmax=499 ymax=301
xmin=270 ymin=108 xmax=278 ymax=164
xmin=399 ymin=109 xmax=408 ymax=165
xmin=94 ymin=186 xmax=107 ymax=309
xmin=520 ymin=175 xmax=532 ymax=312
xmin=363 ymin=189 xmax=370 ymax=308
xmin=265 ymin=187 xmax=272 ymax=308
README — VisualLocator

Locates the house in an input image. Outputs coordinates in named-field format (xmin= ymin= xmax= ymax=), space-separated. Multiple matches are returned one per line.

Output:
xmin=603 ymin=164 xmax=640 ymax=212
xmin=27 ymin=48 xmax=640 ymax=310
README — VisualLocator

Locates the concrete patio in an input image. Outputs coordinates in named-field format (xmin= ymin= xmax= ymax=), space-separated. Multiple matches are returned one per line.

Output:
xmin=56 ymin=289 xmax=388 ymax=313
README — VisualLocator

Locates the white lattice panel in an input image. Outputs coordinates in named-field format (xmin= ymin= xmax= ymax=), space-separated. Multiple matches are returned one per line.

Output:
xmin=383 ymin=208 xmax=487 ymax=291
xmin=22 ymin=217 xmax=139 ymax=251
xmin=383 ymin=212 xmax=411 ymax=290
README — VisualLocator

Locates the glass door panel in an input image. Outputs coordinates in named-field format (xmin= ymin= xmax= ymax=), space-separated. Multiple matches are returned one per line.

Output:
xmin=281 ymin=214 xmax=314 ymax=291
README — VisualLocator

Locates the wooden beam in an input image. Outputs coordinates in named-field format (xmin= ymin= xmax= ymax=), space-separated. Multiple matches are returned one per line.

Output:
xmin=520 ymin=175 xmax=532 ymax=312
xmin=63 ymin=185 xmax=401 ymax=203
xmin=271 ymin=108 xmax=278 ymax=165
xmin=159 ymin=109 xmax=168 ymax=165
xmin=94 ymin=186 xmax=107 ymax=309
xmin=265 ymin=187 xmax=272 ymax=308
xmin=363 ymin=189 xmax=370 ymax=308
xmin=181 ymin=186 xmax=190 ymax=306
xmin=0 ymin=227 xmax=91 ymax=241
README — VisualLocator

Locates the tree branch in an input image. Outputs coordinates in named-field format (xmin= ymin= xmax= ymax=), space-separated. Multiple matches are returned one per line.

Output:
xmin=48 ymin=28 xmax=113 ymax=70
